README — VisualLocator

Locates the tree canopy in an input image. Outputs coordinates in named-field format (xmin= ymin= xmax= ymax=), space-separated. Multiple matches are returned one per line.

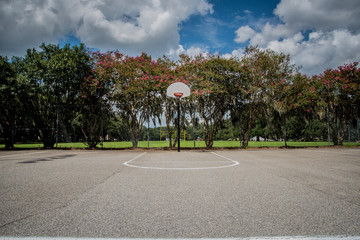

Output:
xmin=1 ymin=43 xmax=359 ymax=148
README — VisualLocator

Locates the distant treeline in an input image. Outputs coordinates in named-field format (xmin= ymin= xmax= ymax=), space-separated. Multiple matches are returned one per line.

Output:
xmin=1 ymin=43 xmax=359 ymax=148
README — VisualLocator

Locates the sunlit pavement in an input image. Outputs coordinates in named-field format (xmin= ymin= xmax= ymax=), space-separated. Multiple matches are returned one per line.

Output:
xmin=1 ymin=149 xmax=360 ymax=238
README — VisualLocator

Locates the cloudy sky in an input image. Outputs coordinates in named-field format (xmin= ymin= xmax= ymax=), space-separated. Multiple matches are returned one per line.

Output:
xmin=1 ymin=0 xmax=360 ymax=75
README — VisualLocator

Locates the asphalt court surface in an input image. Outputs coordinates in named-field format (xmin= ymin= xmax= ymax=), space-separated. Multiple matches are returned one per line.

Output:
xmin=0 ymin=148 xmax=360 ymax=239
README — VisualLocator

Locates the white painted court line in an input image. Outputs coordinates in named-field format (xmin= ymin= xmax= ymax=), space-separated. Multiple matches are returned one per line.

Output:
xmin=1 ymin=235 xmax=360 ymax=240
xmin=123 ymin=151 xmax=239 ymax=170
xmin=0 ymin=151 xmax=47 ymax=159
xmin=211 ymin=151 xmax=240 ymax=166
xmin=123 ymin=152 xmax=147 ymax=167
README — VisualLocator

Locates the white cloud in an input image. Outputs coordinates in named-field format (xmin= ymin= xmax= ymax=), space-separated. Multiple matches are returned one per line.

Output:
xmin=274 ymin=0 xmax=360 ymax=33
xmin=0 ymin=0 xmax=69 ymax=55
xmin=222 ymin=49 xmax=245 ymax=60
xmin=267 ymin=32 xmax=304 ymax=56
xmin=0 ymin=0 xmax=213 ymax=56
xmin=235 ymin=26 xmax=256 ymax=43
xmin=168 ymin=45 xmax=207 ymax=58
xmin=298 ymin=30 xmax=360 ymax=74
xmin=234 ymin=0 xmax=360 ymax=75
xmin=267 ymin=29 xmax=360 ymax=75
xmin=185 ymin=46 xmax=205 ymax=57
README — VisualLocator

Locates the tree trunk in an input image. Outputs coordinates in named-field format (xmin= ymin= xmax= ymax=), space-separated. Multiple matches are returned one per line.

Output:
xmin=205 ymin=134 xmax=214 ymax=148
xmin=172 ymin=135 xmax=178 ymax=148
xmin=357 ymin=118 xmax=360 ymax=142
xmin=242 ymin=127 xmax=251 ymax=148
xmin=337 ymin=120 xmax=345 ymax=146
xmin=166 ymin=114 xmax=173 ymax=148
xmin=206 ymin=140 xmax=214 ymax=148
xmin=284 ymin=116 xmax=287 ymax=148
xmin=330 ymin=118 xmax=345 ymax=146
xmin=2 ymin=121 xmax=14 ymax=149
xmin=40 ymin=129 xmax=56 ymax=148
xmin=203 ymin=120 xmax=212 ymax=148
xmin=130 ymin=130 xmax=138 ymax=148
xmin=165 ymin=102 xmax=174 ymax=148
xmin=330 ymin=121 xmax=339 ymax=145
xmin=167 ymin=128 xmax=173 ymax=148
xmin=205 ymin=122 xmax=218 ymax=148
xmin=242 ymin=108 xmax=254 ymax=148
xmin=204 ymin=124 xmax=214 ymax=148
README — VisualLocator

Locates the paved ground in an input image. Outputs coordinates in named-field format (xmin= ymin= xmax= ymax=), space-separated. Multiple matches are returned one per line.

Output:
xmin=0 ymin=148 xmax=359 ymax=239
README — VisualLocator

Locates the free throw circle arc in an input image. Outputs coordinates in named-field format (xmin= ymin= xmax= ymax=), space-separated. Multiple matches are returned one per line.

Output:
xmin=167 ymin=82 xmax=190 ymax=98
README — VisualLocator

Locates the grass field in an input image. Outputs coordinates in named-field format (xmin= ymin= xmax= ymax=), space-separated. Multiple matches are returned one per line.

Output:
xmin=1 ymin=140 xmax=359 ymax=149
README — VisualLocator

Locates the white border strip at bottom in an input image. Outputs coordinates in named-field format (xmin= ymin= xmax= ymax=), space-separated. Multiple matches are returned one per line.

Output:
xmin=1 ymin=235 xmax=359 ymax=240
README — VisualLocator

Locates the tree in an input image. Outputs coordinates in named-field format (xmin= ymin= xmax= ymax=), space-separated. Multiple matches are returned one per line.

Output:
xmin=317 ymin=62 xmax=360 ymax=145
xmin=235 ymin=46 xmax=296 ymax=147
xmin=0 ymin=56 xmax=17 ymax=148
xmin=16 ymin=43 xmax=93 ymax=148
xmin=184 ymin=54 xmax=237 ymax=148
xmin=96 ymin=52 xmax=166 ymax=148
xmin=4 ymin=42 xmax=359 ymax=148
xmin=273 ymin=73 xmax=319 ymax=146
xmin=78 ymin=51 xmax=114 ymax=148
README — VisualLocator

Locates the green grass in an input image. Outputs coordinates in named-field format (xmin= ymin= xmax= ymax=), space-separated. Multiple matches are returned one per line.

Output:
xmin=14 ymin=143 xmax=44 ymax=148
xmin=1 ymin=140 xmax=359 ymax=149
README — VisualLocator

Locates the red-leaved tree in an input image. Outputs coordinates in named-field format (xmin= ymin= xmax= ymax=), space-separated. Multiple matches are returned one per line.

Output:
xmin=316 ymin=62 xmax=360 ymax=145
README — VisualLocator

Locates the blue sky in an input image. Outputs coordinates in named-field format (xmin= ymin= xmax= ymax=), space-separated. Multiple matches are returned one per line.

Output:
xmin=58 ymin=0 xmax=280 ymax=54
xmin=179 ymin=0 xmax=279 ymax=54
xmin=1 ymin=0 xmax=360 ymax=75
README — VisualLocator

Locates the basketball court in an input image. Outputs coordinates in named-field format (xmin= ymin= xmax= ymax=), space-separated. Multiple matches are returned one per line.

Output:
xmin=1 ymin=148 xmax=360 ymax=239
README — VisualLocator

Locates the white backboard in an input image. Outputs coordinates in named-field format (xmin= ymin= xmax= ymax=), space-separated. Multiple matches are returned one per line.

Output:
xmin=166 ymin=82 xmax=190 ymax=98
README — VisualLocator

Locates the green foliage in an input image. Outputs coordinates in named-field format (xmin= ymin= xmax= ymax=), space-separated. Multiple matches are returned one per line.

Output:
xmin=316 ymin=62 xmax=360 ymax=145
xmin=0 ymin=56 xmax=15 ymax=148
xmin=95 ymin=52 xmax=166 ymax=147
xmin=1 ymin=44 xmax=360 ymax=149
xmin=3 ymin=140 xmax=359 ymax=149
xmin=232 ymin=46 xmax=297 ymax=147
xmin=19 ymin=43 xmax=93 ymax=147
xmin=188 ymin=55 xmax=239 ymax=147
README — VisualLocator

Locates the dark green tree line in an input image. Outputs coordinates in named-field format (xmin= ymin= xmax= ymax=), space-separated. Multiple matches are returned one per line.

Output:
xmin=1 ymin=43 xmax=359 ymax=149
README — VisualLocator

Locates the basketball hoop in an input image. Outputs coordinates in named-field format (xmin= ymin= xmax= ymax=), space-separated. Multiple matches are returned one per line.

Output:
xmin=166 ymin=82 xmax=190 ymax=99
xmin=174 ymin=92 xmax=184 ymax=98
xmin=166 ymin=82 xmax=190 ymax=152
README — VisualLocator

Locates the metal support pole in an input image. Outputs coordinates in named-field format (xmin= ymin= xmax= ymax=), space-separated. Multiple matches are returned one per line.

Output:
xmin=348 ymin=121 xmax=351 ymax=142
xmin=357 ymin=118 xmax=360 ymax=142
xmin=327 ymin=107 xmax=330 ymax=146
xmin=177 ymin=99 xmax=180 ymax=152
xmin=239 ymin=103 xmax=242 ymax=148
xmin=147 ymin=108 xmax=150 ymax=149
xmin=284 ymin=116 xmax=287 ymax=148
xmin=193 ymin=110 xmax=196 ymax=149
xmin=101 ymin=105 xmax=104 ymax=149
xmin=56 ymin=107 xmax=59 ymax=149
xmin=11 ymin=114 xmax=15 ymax=148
